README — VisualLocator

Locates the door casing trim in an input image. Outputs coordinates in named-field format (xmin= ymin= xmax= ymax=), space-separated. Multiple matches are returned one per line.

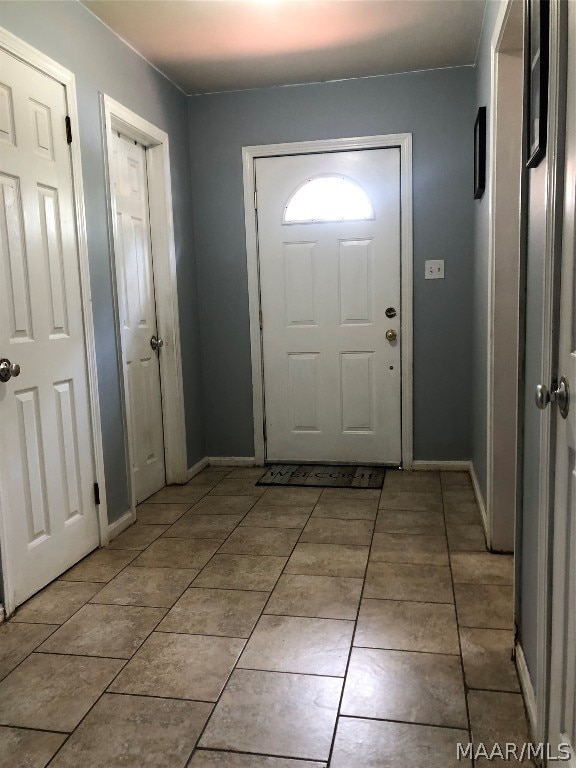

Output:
xmin=242 ymin=134 xmax=414 ymax=468
xmin=101 ymin=94 xmax=188 ymax=519
xmin=486 ymin=0 xmax=524 ymax=553
xmin=0 ymin=26 xmax=109 ymax=615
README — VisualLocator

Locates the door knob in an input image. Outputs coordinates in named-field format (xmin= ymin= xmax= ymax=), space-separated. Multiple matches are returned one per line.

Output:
xmin=150 ymin=335 xmax=164 ymax=352
xmin=385 ymin=329 xmax=397 ymax=342
xmin=0 ymin=358 xmax=21 ymax=383
xmin=535 ymin=377 xmax=570 ymax=418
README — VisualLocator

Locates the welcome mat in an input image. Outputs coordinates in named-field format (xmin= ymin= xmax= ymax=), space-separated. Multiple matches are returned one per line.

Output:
xmin=257 ymin=464 xmax=386 ymax=489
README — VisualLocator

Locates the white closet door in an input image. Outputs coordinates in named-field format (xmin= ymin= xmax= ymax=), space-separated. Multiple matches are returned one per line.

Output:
xmin=111 ymin=133 xmax=166 ymax=502
xmin=0 ymin=49 xmax=99 ymax=605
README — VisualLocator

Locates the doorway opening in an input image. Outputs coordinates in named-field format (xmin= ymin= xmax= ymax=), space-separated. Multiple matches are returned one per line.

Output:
xmin=242 ymin=134 xmax=413 ymax=469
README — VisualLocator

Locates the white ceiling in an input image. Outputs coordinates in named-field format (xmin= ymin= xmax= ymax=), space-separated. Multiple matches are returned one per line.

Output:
xmin=83 ymin=0 xmax=487 ymax=95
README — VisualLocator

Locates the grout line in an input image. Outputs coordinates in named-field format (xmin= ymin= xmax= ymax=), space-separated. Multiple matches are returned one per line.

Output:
xmin=440 ymin=473 xmax=474 ymax=752
xmin=338 ymin=713 xmax=471 ymax=732
xmin=0 ymin=723 xmax=71 ymax=736
xmin=325 ymin=484 xmax=382 ymax=765
xmin=192 ymin=745 xmax=328 ymax=763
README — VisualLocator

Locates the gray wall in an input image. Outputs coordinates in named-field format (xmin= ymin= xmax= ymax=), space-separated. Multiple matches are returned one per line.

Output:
xmin=471 ymin=0 xmax=501 ymax=505
xmin=188 ymin=67 xmax=476 ymax=460
xmin=0 ymin=2 xmax=205 ymax=523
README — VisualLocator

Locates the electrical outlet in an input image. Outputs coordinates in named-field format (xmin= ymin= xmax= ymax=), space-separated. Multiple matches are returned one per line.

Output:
xmin=425 ymin=259 xmax=445 ymax=280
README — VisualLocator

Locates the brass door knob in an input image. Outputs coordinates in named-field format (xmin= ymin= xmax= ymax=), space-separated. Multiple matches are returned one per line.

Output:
xmin=386 ymin=329 xmax=397 ymax=342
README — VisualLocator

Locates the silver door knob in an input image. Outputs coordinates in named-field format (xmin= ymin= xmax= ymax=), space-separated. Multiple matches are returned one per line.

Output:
xmin=535 ymin=383 xmax=551 ymax=409
xmin=0 ymin=358 xmax=21 ymax=383
xmin=150 ymin=335 xmax=164 ymax=352
xmin=535 ymin=377 xmax=570 ymax=418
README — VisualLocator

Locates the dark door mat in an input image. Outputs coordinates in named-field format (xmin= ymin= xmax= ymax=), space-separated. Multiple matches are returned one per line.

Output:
xmin=257 ymin=464 xmax=386 ymax=489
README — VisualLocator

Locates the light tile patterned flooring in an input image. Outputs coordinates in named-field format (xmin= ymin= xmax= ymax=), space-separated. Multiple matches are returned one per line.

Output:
xmin=0 ymin=468 xmax=532 ymax=767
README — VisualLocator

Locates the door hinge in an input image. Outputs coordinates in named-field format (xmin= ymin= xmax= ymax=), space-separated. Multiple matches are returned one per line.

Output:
xmin=254 ymin=188 xmax=258 ymax=211
xmin=259 ymin=308 xmax=263 ymax=330
xmin=94 ymin=482 xmax=100 ymax=506
xmin=65 ymin=116 xmax=73 ymax=144
xmin=263 ymin=419 xmax=267 ymax=441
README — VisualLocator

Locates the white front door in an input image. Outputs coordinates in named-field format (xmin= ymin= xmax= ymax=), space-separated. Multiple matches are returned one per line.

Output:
xmin=0 ymin=48 xmax=99 ymax=606
xmin=549 ymin=2 xmax=576 ymax=762
xmin=256 ymin=148 xmax=401 ymax=464
xmin=110 ymin=133 xmax=165 ymax=503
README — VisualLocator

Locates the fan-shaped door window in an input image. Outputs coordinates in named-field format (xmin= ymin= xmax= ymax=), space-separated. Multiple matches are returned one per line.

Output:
xmin=283 ymin=175 xmax=374 ymax=223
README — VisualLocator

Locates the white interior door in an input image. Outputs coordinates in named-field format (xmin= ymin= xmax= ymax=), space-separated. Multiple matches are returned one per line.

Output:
xmin=256 ymin=148 xmax=401 ymax=464
xmin=0 ymin=49 xmax=99 ymax=606
xmin=111 ymin=132 xmax=165 ymax=503
xmin=549 ymin=3 xmax=576 ymax=762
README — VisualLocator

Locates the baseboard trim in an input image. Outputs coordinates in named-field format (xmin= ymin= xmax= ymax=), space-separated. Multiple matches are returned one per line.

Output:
xmin=469 ymin=461 xmax=489 ymax=546
xmin=108 ymin=509 xmax=136 ymax=541
xmin=207 ymin=457 xmax=257 ymax=467
xmin=0 ymin=605 xmax=4 ymax=623
xmin=411 ymin=460 xmax=472 ymax=471
xmin=515 ymin=641 xmax=538 ymax=742
xmin=187 ymin=457 xmax=209 ymax=480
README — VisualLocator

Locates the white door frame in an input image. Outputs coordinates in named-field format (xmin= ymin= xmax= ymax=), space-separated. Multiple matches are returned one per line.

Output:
xmin=101 ymin=95 xmax=188 ymax=518
xmin=486 ymin=0 xmax=523 ymax=552
xmin=0 ymin=27 xmax=109 ymax=616
xmin=242 ymin=134 xmax=414 ymax=468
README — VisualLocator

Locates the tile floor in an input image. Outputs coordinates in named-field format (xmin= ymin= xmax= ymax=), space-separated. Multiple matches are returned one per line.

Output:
xmin=0 ymin=468 xmax=532 ymax=767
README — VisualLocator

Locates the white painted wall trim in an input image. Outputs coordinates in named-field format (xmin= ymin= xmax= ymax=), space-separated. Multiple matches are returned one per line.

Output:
xmin=515 ymin=641 xmax=538 ymax=742
xmin=470 ymin=461 xmax=489 ymax=544
xmin=486 ymin=0 xmax=523 ymax=554
xmin=207 ymin=457 xmax=257 ymax=467
xmin=101 ymin=95 xmax=188 ymax=514
xmin=108 ymin=509 xmax=136 ymax=541
xmin=0 ymin=27 xmax=109 ymax=615
xmin=187 ymin=457 xmax=209 ymax=480
xmin=411 ymin=460 xmax=471 ymax=472
xmin=242 ymin=134 xmax=414 ymax=469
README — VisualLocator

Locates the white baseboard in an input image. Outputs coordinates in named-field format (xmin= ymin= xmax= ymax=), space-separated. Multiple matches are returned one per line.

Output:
xmin=0 ymin=605 xmax=4 ymax=623
xmin=207 ymin=457 xmax=257 ymax=467
xmin=515 ymin=641 xmax=538 ymax=742
xmin=187 ymin=457 xmax=209 ymax=480
xmin=469 ymin=461 xmax=489 ymax=546
xmin=108 ymin=509 xmax=136 ymax=541
xmin=410 ymin=460 xmax=472 ymax=471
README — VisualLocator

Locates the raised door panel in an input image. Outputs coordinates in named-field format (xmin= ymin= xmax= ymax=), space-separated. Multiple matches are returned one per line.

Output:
xmin=340 ymin=352 xmax=374 ymax=433
xmin=15 ymin=387 xmax=50 ymax=544
xmin=288 ymin=353 xmax=321 ymax=433
xmin=0 ymin=83 xmax=15 ymax=146
xmin=339 ymin=239 xmax=373 ymax=325
xmin=38 ymin=184 xmax=68 ymax=338
xmin=284 ymin=242 xmax=317 ymax=326
xmin=0 ymin=174 xmax=33 ymax=342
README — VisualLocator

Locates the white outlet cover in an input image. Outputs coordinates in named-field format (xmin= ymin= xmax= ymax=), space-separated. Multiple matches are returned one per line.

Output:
xmin=425 ymin=259 xmax=445 ymax=279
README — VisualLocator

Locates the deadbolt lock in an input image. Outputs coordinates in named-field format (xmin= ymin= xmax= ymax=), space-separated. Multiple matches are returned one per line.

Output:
xmin=385 ymin=329 xmax=398 ymax=342
xmin=385 ymin=307 xmax=397 ymax=319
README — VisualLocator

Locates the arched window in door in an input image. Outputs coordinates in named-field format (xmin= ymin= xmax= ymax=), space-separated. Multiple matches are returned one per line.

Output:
xmin=283 ymin=175 xmax=374 ymax=223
